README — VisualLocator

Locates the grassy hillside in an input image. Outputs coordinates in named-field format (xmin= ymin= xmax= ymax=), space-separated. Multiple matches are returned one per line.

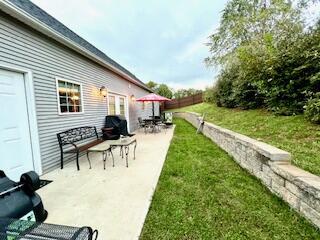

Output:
xmin=177 ymin=103 xmax=320 ymax=176
xmin=141 ymin=119 xmax=319 ymax=239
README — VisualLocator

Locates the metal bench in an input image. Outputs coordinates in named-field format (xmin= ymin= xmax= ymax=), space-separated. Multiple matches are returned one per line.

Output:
xmin=57 ymin=126 xmax=103 ymax=170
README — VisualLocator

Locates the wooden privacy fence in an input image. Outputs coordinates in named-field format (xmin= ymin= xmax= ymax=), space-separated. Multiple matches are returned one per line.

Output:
xmin=163 ymin=93 xmax=203 ymax=110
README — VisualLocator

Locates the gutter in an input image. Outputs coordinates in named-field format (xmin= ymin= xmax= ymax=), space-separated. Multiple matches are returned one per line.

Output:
xmin=0 ymin=0 xmax=152 ymax=92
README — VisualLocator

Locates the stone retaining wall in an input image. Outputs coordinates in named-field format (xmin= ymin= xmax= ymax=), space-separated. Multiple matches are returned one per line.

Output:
xmin=175 ymin=111 xmax=320 ymax=228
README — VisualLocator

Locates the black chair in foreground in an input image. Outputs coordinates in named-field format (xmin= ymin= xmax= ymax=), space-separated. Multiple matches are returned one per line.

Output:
xmin=0 ymin=219 xmax=98 ymax=240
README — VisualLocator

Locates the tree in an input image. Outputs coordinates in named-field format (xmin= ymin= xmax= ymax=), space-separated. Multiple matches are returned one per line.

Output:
xmin=205 ymin=0 xmax=304 ymax=66
xmin=173 ymin=88 xmax=202 ymax=99
xmin=145 ymin=81 xmax=173 ymax=99
xmin=145 ymin=81 xmax=158 ymax=92
xmin=260 ymin=22 xmax=320 ymax=114
xmin=204 ymin=0 xmax=320 ymax=115
xmin=173 ymin=89 xmax=188 ymax=99
xmin=157 ymin=84 xmax=173 ymax=99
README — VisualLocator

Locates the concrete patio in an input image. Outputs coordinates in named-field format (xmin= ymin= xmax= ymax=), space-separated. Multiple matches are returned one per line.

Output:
xmin=37 ymin=127 xmax=174 ymax=240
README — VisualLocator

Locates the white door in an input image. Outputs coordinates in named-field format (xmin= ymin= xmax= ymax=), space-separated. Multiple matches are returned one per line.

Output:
xmin=0 ymin=69 xmax=34 ymax=181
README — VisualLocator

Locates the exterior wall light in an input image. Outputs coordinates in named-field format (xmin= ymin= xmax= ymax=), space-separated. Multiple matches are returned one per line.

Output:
xmin=131 ymin=94 xmax=136 ymax=101
xmin=100 ymin=86 xmax=107 ymax=97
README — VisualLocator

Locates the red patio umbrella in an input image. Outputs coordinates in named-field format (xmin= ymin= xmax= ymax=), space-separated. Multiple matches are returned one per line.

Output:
xmin=136 ymin=93 xmax=171 ymax=118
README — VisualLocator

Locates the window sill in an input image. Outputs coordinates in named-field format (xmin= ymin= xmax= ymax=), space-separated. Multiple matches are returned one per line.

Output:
xmin=58 ymin=112 xmax=85 ymax=116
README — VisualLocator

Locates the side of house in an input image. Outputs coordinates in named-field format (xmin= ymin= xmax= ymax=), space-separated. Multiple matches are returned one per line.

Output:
xmin=0 ymin=1 xmax=158 ymax=179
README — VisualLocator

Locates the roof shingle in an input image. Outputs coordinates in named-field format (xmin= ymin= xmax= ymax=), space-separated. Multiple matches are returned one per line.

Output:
xmin=7 ymin=0 xmax=149 ymax=89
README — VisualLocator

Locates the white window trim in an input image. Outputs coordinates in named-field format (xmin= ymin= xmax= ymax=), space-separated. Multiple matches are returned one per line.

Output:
xmin=55 ymin=77 xmax=84 ymax=115
xmin=107 ymin=91 xmax=130 ymax=132
xmin=0 ymin=63 xmax=42 ymax=176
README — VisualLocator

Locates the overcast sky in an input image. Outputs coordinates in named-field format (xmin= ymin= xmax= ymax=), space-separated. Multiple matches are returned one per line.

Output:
xmin=31 ymin=0 xmax=228 ymax=90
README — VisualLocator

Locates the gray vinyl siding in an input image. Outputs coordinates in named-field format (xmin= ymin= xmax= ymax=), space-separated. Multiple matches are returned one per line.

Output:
xmin=0 ymin=12 xmax=156 ymax=173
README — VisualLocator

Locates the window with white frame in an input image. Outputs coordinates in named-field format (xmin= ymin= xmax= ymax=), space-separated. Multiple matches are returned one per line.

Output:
xmin=57 ymin=79 xmax=83 ymax=114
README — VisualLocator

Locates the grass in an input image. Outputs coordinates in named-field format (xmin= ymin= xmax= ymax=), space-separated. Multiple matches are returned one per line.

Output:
xmin=177 ymin=103 xmax=320 ymax=176
xmin=140 ymin=119 xmax=319 ymax=239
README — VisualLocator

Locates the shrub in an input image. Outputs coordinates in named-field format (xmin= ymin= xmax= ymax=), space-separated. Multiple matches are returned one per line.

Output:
xmin=211 ymin=25 xmax=320 ymax=114
xmin=214 ymin=71 xmax=236 ymax=108
xmin=203 ymin=86 xmax=216 ymax=103
xmin=214 ymin=48 xmax=266 ymax=110
xmin=232 ymin=81 xmax=264 ymax=109
xmin=304 ymin=94 xmax=320 ymax=124
xmin=258 ymin=24 xmax=320 ymax=115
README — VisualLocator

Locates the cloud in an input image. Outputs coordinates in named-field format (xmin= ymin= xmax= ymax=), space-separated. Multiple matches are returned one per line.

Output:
xmin=168 ymin=77 xmax=213 ymax=91
xmin=31 ymin=0 xmax=228 ymax=89
xmin=304 ymin=2 xmax=320 ymax=26
xmin=32 ymin=0 xmax=104 ymax=23
xmin=175 ymin=28 xmax=213 ymax=62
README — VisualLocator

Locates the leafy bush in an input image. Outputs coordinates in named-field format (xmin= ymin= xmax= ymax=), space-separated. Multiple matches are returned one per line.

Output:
xmin=205 ymin=0 xmax=320 ymax=122
xmin=233 ymin=80 xmax=265 ymax=109
xmin=232 ymin=46 xmax=266 ymax=109
xmin=305 ymin=94 xmax=320 ymax=124
xmin=214 ymin=70 xmax=236 ymax=108
xmin=258 ymin=26 xmax=320 ymax=115
xmin=206 ymin=22 xmax=320 ymax=117
xmin=212 ymin=48 xmax=266 ymax=109
xmin=203 ymin=86 xmax=216 ymax=103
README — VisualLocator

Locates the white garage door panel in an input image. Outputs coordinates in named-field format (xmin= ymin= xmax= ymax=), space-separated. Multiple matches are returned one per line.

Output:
xmin=0 ymin=69 xmax=34 ymax=181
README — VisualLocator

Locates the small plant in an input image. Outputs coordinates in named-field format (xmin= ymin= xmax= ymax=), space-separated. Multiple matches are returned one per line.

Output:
xmin=304 ymin=93 xmax=320 ymax=124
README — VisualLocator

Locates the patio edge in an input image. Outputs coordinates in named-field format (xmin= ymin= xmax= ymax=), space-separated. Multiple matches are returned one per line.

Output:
xmin=135 ymin=126 xmax=176 ymax=240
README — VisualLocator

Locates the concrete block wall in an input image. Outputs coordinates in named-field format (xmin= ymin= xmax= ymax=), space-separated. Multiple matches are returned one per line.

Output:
xmin=175 ymin=111 xmax=320 ymax=228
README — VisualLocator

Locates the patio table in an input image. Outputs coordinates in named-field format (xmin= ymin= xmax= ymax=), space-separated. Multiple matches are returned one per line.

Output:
xmin=87 ymin=141 xmax=114 ymax=170
xmin=108 ymin=137 xmax=137 ymax=167
xmin=144 ymin=118 xmax=163 ymax=133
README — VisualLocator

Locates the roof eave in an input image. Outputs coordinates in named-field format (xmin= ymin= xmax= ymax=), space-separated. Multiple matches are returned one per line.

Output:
xmin=0 ymin=0 xmax=152 ymax=92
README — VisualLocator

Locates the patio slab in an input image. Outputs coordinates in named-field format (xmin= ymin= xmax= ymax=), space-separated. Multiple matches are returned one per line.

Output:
xmin=37 ymin=127 xmax=174 ymax=240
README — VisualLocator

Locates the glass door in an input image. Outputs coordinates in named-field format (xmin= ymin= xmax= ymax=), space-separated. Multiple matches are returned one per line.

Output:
xmin=108 ymin=95 xmax=116 ymax=115
xmin=108 ymin=94 xmax=127 ymax=118
xmin=119 ymin=97 xmax=125 ymax=116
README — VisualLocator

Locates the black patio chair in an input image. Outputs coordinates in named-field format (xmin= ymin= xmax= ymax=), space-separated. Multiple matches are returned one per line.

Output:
xmin=137 ymin=117 xmax=146 ymax=132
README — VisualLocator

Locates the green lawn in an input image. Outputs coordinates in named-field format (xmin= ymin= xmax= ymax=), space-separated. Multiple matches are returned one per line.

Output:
xmin=140 ymin=119 xmax=319 ymax=239
xmin=177 ymin=103 xmax=320 ymax=176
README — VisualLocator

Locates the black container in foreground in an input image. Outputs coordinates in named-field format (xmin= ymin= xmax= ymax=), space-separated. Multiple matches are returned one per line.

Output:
xmin=0 ymin=170 xmax=98 ymax=239
xmin=0 ymin=170 xmax=47 ymax=222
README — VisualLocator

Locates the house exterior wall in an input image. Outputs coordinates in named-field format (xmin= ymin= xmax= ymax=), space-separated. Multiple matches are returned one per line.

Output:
xmin=0 ymin=12 xmax=157 ymax=173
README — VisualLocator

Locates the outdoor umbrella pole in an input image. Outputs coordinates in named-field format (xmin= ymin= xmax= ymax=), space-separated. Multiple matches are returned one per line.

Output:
xmin=152 ymin=102 xmax=155 ymax=119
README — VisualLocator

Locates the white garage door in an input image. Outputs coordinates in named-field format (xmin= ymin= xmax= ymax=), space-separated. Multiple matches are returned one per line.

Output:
xmin=0 ymin=69 xmax=34 ymax=181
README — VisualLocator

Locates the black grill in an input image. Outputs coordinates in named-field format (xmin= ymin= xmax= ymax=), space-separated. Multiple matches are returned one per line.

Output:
xmin=102 ymin=115 xmax=134 ymax=140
